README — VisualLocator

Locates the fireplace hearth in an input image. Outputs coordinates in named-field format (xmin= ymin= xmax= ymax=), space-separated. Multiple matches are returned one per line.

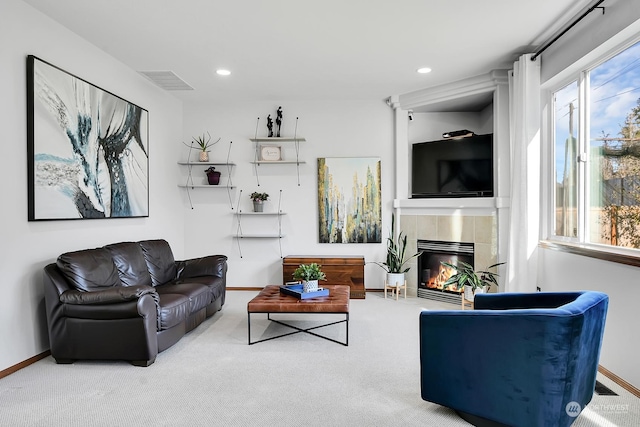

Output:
xmin=417 ymin=240 xmax=474 ymax=304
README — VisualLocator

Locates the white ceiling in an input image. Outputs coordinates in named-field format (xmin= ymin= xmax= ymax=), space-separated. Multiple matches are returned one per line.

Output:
xmin=23 ymin=0 xmax=590 ymax=106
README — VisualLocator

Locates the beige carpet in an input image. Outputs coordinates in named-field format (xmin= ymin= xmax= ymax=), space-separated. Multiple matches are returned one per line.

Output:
xmin=0 ymin=291 xmax=637 ymax=426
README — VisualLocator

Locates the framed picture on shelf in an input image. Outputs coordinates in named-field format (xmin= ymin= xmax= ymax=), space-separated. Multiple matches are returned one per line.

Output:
xmin=27 ymin=55 xmax=149 ymax=221
xmin=260 ymin=145 xmax=282 ymax=161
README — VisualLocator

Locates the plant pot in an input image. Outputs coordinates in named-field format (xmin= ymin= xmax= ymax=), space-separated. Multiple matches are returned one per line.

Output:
xmin=463 ymin=285 xmax=475 ymax=301
xmin=199 ymin=151 xmax=209 ymax=162
xmin=386 ymin=272 xmax=405 ymax=287
xmin=205 ymin=167 xmax=221 ymax=185
xmin=253 ymin=200 xmax=264 ymax=212
xmin=302 ymin=280 xmax=318 ymax=293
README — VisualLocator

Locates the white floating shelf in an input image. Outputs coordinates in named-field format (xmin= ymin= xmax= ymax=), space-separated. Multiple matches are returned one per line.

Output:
xmin=177 ymin=161 xmax=236 ymax=166
xmin=250 ymin=160 xmax=306 ymax=165
xmin=177 ymin=185 xmax=236 ymax=189
xmin=235 ymin=212 xmax=286 ymax=215
xmin=250 ymin=137 xmax=306 ymax=143
xmin=234 ymin=234 xmax=285 ymax=238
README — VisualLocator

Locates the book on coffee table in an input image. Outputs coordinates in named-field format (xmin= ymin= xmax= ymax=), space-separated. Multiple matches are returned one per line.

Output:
xmin=279 ymin=284 xmax=329 ymax=299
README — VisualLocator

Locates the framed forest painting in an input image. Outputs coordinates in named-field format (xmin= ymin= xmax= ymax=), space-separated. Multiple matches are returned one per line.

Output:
xmin=318 ymin=157 xmax=381 ymax=243
xmin=27 ymin=55 xmax=149 ymax=221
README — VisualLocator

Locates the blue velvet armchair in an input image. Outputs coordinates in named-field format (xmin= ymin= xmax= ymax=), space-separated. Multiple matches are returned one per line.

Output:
xmin=419 ymin=291 xmax=608 ymax=427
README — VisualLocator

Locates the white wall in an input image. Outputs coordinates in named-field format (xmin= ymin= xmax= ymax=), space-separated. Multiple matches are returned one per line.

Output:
xmin=538 ymin=3 xmax=640 ymax=388
xmin=181 ymin=101 xmax=393 ymax=289
xmin=0 ymin=0 xmax=184 ymax=372
xmin=408 ymin=111 xmax=492 ymax=144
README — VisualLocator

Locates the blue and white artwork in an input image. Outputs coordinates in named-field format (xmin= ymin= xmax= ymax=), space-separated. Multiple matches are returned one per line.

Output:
xmin=318 ymin=157 xmax=382 ymax=243
xmin=27 ymin=56 xmax=149 ymax=220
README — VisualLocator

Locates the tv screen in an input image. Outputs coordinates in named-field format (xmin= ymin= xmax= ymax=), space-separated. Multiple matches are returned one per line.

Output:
xmin=412 ymin=134 xmax=493 ymax=198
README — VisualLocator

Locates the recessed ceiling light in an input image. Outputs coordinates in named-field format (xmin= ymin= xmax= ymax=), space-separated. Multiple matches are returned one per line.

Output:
xmin=417 ymin=67 xmax=432 ymax=74
xmin=216 ymin=69 xmax=231 ymax=76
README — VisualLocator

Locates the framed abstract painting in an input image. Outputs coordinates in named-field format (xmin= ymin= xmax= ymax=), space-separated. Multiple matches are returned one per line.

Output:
xmin=318 ymin=157 xmax=381 ymax=243
xmin=27 ymin=55 xmax=149 ymax=221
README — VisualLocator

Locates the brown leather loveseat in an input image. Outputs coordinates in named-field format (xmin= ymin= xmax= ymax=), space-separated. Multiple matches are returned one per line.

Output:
xmin=43 ymin=239 xmax=227 ymax=366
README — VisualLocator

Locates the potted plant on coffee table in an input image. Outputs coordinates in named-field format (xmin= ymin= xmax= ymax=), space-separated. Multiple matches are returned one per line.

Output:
xmin=249 ymin=192 xmax=269 ymax=212
xmin=374 ymin=213 xmax=420 ymax=288
xmin=441 ymin=260 xmax=504 ymax=301
xmin=292 ymin=263 xmax=327 ymax=293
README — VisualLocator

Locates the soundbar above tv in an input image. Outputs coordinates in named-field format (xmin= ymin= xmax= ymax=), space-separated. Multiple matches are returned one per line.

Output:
xmin=411 ymin=133 xmax=493 ymax=198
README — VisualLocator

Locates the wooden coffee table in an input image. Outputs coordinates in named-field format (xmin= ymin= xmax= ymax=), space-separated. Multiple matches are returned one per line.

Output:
xmin=247 ymin=285 xmax=350 ymax=346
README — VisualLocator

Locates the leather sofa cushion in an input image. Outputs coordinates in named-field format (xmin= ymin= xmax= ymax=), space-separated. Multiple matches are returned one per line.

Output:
xmin=180 ymin=276 xmax=225 ymax=303
xmin=139 ymin=240 xmax=177 ymax=287
xmin=157 ymin=293 xmax=189 ymax=331
xmin=57 ymin=248 xmax=121 ymax=292
xmin=105 ymin=242 xmax=153 ymax=287
xmin=156 ymin=282 xmax=211 ymax=313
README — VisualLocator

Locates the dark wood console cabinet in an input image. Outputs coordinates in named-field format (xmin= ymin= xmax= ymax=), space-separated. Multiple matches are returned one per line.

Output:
xmin=282 ymin=255 xmax=365 ymax=299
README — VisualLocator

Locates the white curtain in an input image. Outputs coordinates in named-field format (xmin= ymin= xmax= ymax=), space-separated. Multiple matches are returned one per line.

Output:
xmin=506 ymin=54 xmax=541 ymax=293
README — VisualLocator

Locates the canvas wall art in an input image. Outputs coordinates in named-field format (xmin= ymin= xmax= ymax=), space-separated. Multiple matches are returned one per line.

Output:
xmin=318 ymin=157 xmax=381 ymax=243
xmin=27 ymin=55 xmax=149 ymax=221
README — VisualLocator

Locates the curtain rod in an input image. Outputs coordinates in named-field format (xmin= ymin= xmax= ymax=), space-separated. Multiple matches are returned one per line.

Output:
xmin=531 ymin=0 xmax=606 ymax=61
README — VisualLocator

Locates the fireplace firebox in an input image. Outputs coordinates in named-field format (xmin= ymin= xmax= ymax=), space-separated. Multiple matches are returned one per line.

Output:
xmin=417 ymin=240 xmax=474 ymax=304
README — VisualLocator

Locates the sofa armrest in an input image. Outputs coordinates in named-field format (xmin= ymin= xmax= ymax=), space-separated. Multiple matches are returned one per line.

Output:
xmin=176 ymin=255 xmax=227 ymax=280
xmin=60 ymin=284 xmax=158 ymax=305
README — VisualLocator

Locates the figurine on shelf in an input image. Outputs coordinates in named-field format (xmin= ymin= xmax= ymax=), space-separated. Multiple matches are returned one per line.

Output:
xmin=267 ymin=115 xmax=274 ymax=137
xmin=275 ymin=106 xmax=283 ymax=137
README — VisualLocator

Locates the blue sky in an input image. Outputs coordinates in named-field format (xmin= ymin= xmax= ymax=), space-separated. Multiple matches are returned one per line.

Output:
xmin=555 ymin=40 xmax=640 ymax=183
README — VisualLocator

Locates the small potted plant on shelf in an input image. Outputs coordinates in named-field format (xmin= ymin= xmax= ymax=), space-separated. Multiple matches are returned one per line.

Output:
xmin=188 ymin=131 xmax=220 ymax=162
xmin=204 ymin=166 xmax=221 ymax=185
xmin=373 ymin=213 xmax=420 ymax=288
xmin=292 ymin=263 xmax=327 ymax=293
xmin=440 ymin=260 xmax=505 ymax=301
xmin=249 ymin=192 xmax=269 ymax=212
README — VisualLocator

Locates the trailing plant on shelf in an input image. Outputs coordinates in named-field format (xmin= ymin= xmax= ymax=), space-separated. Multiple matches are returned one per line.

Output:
xmin=249 ymin=192 xmax=269 ymax=202
xmin=441 ymin=260 xmax=505 ymax=297
xmin=374 ymin=213 xmax=420 ymax=274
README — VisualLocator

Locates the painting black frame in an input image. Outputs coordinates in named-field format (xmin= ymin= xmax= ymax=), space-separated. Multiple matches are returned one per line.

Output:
xmin=27 ymin=55 xmax=149 ymax=221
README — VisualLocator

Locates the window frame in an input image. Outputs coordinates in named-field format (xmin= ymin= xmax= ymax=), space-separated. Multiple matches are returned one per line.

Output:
xmin=542 ymin=32 xmax=640 ymax=261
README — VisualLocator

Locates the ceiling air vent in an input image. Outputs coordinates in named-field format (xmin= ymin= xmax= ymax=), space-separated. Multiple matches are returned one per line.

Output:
xmin=139 ymin=70 xmax=193 ymax=91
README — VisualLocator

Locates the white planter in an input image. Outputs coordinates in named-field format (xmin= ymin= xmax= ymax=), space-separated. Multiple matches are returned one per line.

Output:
xmin=464 ymin=285 xmax=489 ymax=301
xmin=303 ymin=280 xmax=318 ymax=293
xmin=463 ymin=285 xmax=475 ymax=301
xmin=386 ymin=273 xmax=405 ymax=287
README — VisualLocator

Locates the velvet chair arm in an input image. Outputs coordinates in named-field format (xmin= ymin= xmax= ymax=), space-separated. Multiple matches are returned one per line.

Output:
xmin=176 ymin=255 xmax=227 ymax=280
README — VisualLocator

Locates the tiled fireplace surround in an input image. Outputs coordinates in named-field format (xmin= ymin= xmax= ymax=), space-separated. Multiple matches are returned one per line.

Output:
xmin=399 ymin=213 xmax=498 ymax=297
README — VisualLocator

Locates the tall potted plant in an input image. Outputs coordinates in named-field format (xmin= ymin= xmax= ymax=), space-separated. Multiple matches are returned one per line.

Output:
xmin=374 ymin=214 xmax=420 ymax=287
xmin=441 ymin=260 xmax=504 ymax=301
xmin=292 ymin=263 xmax=327 ymax=293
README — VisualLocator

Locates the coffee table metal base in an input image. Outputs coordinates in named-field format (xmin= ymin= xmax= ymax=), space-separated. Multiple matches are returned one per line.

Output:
xmin=248 ymin=312 xmax=349 ymax=346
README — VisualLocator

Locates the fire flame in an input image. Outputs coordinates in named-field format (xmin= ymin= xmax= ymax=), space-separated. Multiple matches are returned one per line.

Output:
xmin=426 ymin=260 xmax=462 ymax=293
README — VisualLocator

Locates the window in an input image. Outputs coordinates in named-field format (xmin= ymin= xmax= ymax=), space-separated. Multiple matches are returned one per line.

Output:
xmin=551 ymin=39 xmax=640 ymax=250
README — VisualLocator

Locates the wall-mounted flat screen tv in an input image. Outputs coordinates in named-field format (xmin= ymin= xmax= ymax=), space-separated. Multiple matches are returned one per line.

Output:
xmin=411 ymin=133 xmax=493 ymax=198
